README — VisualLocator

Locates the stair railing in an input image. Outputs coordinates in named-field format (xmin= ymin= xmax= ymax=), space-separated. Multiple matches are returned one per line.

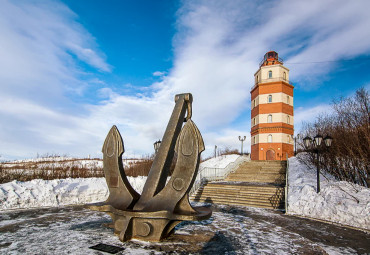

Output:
xmin=285 ymin=153 xmax=289 ymax=213
xmin=189 ymin=154 xmax=250 ymax=195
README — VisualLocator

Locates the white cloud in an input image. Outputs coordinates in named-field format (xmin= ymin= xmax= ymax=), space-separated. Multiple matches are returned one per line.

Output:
xmin=153 ymin=71 xmax=166 ymax=77
xmin=1 ymin=0 xmax=370 ymax=160
xmin=294 ymin=104 xmax=332 ymax=133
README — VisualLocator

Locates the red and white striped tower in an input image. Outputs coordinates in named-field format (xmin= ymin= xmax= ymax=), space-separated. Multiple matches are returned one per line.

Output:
xmin=250 ymin=51 xmax=294 ymax=160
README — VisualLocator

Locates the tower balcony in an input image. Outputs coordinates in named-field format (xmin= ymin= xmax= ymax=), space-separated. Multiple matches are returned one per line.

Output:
xmin=251 ymin=76 xmax=293 ymax=91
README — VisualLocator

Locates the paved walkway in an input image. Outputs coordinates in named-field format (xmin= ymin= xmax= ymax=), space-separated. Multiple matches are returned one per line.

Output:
xmin=0 ymin=204 xmax=369 ymax=254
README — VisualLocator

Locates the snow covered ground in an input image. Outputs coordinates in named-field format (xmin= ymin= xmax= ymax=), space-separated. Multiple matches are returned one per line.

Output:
xmin=0 ymin=155 xmax=239 ymax=211
xmin=200 ymin=154 xmax=240 ymax=169
xmin=1 ymin=204 xmax=367 ymax=254
xmin=0 ymin=155 xmax=369 ymax=254
xmin=287 ymin=156 xmax=370 ymax=230
xmin=1 ymin=154 xmax=369 ymax=231
xmin=0 ymin=177 xmax=147 ymax=211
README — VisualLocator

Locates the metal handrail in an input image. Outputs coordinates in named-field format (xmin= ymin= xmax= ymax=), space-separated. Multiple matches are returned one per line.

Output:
xmin=259 ymin=57 xmax=284 ymax=67
xmin=251 ymin=77 xmax=293 ymax=91
xmin=189 ymin=155 xmax=250 ymax=195
xmin=285 ymin=153 xmax=289 ymax=213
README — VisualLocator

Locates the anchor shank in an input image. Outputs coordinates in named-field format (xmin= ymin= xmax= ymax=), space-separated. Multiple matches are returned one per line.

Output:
xmin=134 ymin=94 xmax=192 ymax=210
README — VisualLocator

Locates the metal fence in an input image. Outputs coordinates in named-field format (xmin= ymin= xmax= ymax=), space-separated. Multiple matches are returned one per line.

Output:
xmin=189 ymin=155 xmax=250 ymax=195
xmin=285 ymin=153 xmax=289 ymax=213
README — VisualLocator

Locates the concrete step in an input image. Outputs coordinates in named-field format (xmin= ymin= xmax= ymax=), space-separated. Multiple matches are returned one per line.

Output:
xmin=197 ymin=189 xmax=284 ymax=196
xmin=225 ymin=178 xmax=285 ymax=183
xmin=235 ymin=167 xmax=286 ymax=172
xmin=227 ymin=174 xmax=285 ymax=178
xmin=190 ymin=160 xmax=287 ymax=210
xmin=192 ymin=198 xmax=284 ymax=209
xmin=204 ymin=185 xmax=284 ymax=192
xmin=199 ymin=187 xmax=284 ymax=194
xmin=192 ymin=195 xmax=284 ymax=203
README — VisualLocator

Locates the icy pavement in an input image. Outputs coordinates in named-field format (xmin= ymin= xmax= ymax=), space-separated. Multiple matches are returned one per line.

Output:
xmin=1 ymin=204 xmax=369 ymax=255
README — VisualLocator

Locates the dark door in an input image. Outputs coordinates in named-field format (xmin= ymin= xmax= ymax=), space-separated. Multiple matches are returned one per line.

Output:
xmin=266 ymin=150 xmax=275 ymax=160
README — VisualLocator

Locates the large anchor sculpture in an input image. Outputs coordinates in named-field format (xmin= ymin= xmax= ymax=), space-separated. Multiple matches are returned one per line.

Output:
xmin=88 ymin=93 xmax=212 ymax=242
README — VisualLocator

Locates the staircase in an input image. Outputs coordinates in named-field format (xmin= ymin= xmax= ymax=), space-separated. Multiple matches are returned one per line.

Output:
xmin=191 ymin=160 xmax=287 ymax=209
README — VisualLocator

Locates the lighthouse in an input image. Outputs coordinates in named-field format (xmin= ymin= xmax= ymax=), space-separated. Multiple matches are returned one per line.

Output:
xmin=250 ymin=51 xmax=294 ymax=160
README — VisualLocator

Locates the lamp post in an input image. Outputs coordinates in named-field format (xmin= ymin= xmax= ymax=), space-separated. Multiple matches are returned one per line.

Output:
xmin=292 ymin=134 xmax=300 ymax=156
xmin=303 ymin=134 xmax=333 ymax=193
xmin=238 ymin=136 xmax=246 ymax=155
xmin=153 ymin=140 xmax=161 ymax=154
xmin=214 ymin=145 xmax=217 ymax=158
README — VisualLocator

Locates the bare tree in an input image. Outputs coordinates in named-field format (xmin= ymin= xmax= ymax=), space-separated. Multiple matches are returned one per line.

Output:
xmin=297 ymin=88 xmax=370 ymax=187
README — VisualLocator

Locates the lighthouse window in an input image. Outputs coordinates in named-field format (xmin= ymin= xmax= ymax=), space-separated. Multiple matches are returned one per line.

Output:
xmin=268 ymin=95 xmax=272 ymax=103
xmin=268 ymin=114 xmax=272 ymax=123
xmin=268 ymin=134 xmax=272 ymax=143
xmin=287 ymin=115 xmax=290 ymax=124
xmin=268 ymin=70 xmax=272 ymax=78
xmin=253 ymin=136 xmax=256 ymax=144
xmin=287 ymin=95 xmax=290 ymax=104
xmin=283 ymin=72 xmax=286 ymax=80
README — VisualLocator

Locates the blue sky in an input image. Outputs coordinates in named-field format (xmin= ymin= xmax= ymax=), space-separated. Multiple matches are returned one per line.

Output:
xmin=1 ymin=0 xmax=370 ymax=160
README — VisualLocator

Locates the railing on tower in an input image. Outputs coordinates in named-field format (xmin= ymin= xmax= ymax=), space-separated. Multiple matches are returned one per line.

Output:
xmin=259 ymin=56 xmax=284 ymax=67
xmin=251 ymin=76 xmax=293 ymax=91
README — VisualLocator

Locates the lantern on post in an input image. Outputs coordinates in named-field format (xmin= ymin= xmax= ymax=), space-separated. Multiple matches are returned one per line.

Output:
xmin=303 ymin=134 xmax=333 ymax=193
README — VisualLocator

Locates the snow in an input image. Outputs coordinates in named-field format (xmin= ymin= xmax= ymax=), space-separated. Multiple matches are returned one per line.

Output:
xmin=1 ymin=154 xmax=369 ymax=232
xmin=287 ymin=156 xmax=370 ymax=230
xmin=200 ymin=154 xmax=240 ymax=168
xmin=0 ymin=156 xmax=240 ymax=211
xmin=0 ymin=177 xmax=147 ymax=211
xmin=0 ymin=155 xmax=369 ymax=253
xmin=0 ymin=204 xmax=362 ymax=254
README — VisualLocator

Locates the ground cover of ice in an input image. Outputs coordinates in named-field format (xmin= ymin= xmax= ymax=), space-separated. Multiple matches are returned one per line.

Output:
xmin=287 ymin=156 xmax=370 ymax=230
xmin=0 ymin=204 xmax=365 ymax=255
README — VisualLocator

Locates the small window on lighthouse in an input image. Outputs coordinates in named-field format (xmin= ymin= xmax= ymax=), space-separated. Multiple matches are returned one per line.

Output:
xmin=268 ymin=114 xmax=272 ymax=123
xmin=253 ymin=136 xmax=256 ymax=144
xmin=287 ymin=115 xmax=290 ymax=124
xmin=283 ymin=72 xmax=286 ymax=80
xmin=268 ymin=134 xmax=272 ymax=143
xmin=268 ymin=95 xmax=272 ymax=103
xmin=287 ymin=95 xmax=290 ymax=104
xmin=268 ymin=70 xmax=272 ymax=78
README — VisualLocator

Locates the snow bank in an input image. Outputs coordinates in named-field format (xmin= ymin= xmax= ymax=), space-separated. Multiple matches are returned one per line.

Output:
xmin=0 ymin=176 xmax=147 ymax=211
xmin=200 ymin=154 xmax=240 ymax=168
xmin=288 ymin=156 xmax=370 ymax=230
xmin=0 ymin=155 xmax=241 ymax=211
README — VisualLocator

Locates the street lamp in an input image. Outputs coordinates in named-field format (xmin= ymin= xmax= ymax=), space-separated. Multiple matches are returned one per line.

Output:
xmin=292 ymin=134 xmax=300 ymax=156
xmin=303 ymin=134 xmax=333 ymax=193
xmin=214 ymin=145 xmax=217 ymax=158
xmin=238 ymin=136 xmax=246 ymax=155
xmin=153 ymin=140 xmax=161 ymax=154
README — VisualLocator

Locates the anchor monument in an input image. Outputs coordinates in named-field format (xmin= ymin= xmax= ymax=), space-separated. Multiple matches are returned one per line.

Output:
xmin=88 ymin=93 xmax=212 ymax=241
